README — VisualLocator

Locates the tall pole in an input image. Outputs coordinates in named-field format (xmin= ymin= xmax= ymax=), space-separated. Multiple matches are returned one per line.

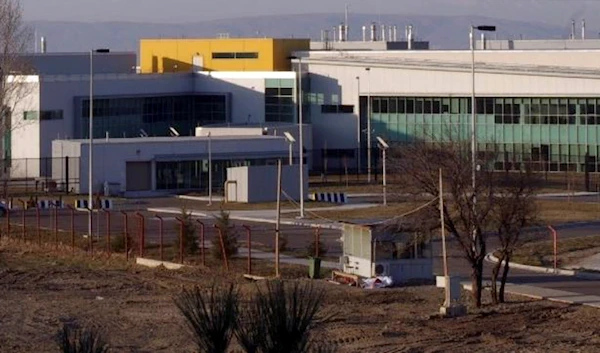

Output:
xmin=366 ymin=67 xmax=372 ymax=183
xmin=298 ymin=57 xmax=305 ymax=218
xmin=208 ymin=131 xmax=212 ymax=206
xmin=356 ymin=76 xmax=361 ymax=174
xmin=470 ymin=26 xmax=477 ymax=250
xmin=439 ymin=168 xmax=450 ymax=307
xmin=288 ymin=142 xmax=293 ymax=165
xmin=382 ymin=147 xmax=387 ymax=206
xmin=275 ymin=159 xmax=282 ymax=277
xmin=88 ymin=49 xmax=93 ymax=238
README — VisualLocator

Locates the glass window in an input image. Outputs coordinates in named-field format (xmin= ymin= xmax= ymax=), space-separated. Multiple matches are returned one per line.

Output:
xmin=406 ymin=99 xmax=415 ymax=114
xmin=372 ymin=98 xmax=380 ymax=113
xmin=415 ymin=98 xmax=424 ymax=114
xmin=380 ymin=98 xmax=389 ymax=113
xmin=23 ymin=111 xmax=39 ymax=120
xmin=389 ymin=98 xmax=397 ymax=113
xmin=398 ymin=98 xmax=406 ymax=114
xmin=433 ymin=99 xmax=441 ymax=114
xmin=235 ymin=52 xmax=259 ymax=59
xmin=212 ymin=52 xmax=236 ymax=59
xmin=424 ymin=98 xmax=432 ymax=114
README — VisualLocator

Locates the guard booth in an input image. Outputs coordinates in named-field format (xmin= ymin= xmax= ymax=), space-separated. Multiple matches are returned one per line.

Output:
xmin=341 ymin=222 xmax=434 ymax=283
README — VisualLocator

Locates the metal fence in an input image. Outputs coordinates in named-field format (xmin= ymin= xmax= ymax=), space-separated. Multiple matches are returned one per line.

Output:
xmin=7 ymin=157 xmax=80 ymax=194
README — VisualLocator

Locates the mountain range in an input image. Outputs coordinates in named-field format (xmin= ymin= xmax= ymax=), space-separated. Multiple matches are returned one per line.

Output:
xmin=27 ymin=13 xmax=589 ymax=54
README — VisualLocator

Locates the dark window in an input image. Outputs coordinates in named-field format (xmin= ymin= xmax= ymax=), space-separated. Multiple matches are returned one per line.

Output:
xmin=339 ymin=105 xmax=354 ymax=113
xmin=432 ymin=100 xmax=441 ymax=114
xmin=372 ymin=98 xmax=380 ymax=113
xmin=424 ymin=99 xmax=432 ymax=114
xmin=389 ymin=98 xmax=397 ymax=113
xmin=398 ymin=98 xmax=406 ymax=114
xmin=406 ymin=99 xmax=414 ymax=114
xmin=212 ymin=52 xmax=235 ymax=59
xmin=212 ymin=52 xmax=259 ymax=59
xmin=235 ymin=52 xmax=259 ymax=59
xmin=40 ymin=110 xmax=63 ymax=120
xmin=380 ymin=98 xmax=388 ymax=113
xmin=485 ymin=98 xmax=494 ymax=114
xmin=321 ymin=104 xmax=355 ymax=114
xmin=415 ymin=99 xmax=423 ymax=114
xmin=476 ymin=98 xmax=485 ymax=114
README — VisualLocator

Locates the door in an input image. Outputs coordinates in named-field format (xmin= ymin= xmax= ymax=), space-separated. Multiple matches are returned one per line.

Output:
xmin=126 ymin=162 xmax=151 ymax=191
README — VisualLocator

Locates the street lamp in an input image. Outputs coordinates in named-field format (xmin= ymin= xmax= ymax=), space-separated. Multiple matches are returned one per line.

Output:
xmin=355 ymin=76 xmax=361 ymax=175
xmin=288 ymin=55 xmax=305 ymax=218
xmin=365 ymin=67 xmax=372 ymax=183
xmin=470 ymin=25 xmax=495 ymax=248
xmin=376 ymin=136 xmax=389 ymax=206
xmin=284 ymin=132 xmax=296 ymax=165
xmin=88 ymin=48 xmax=109 ymax=238
xmin=208 ymin=131 xmax=212 ymax=206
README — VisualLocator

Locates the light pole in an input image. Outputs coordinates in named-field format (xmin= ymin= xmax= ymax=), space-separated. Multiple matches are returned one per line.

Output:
xmin=288 ymin=55 xmax=305 ymax=218
xmin=365 ymin=67 xmax=372 ymax=183
xmin=470 ymin=25 xmax=495 ymax=247
xmin=207 ymin=131 xmax=212 ymax=206
xmin=355 ymin=76 xmax=361 ymax=175
xmin=284 ymin=132 xmax=296 ymax=166
xmin=376 ymin=137 xmax=389 ymax=206
xmin=88 ymin=48 xmax=109 ymax=238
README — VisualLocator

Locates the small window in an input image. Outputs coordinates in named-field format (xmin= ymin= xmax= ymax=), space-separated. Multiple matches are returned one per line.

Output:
xmin=23 ymin=111 xmax=39 ymax=120
xmin=212 ymin=52 xmax=235 ymax=59
xmin=40 ymin=110 xmax=63 ymax=120
xmin=339 ymin=105 xmax=354 ymax=113
xmin=235 ymin=52 xmax=258 ymax=59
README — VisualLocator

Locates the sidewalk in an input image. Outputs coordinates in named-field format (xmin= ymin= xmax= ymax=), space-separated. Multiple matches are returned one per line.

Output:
xmin=461 ymin=281 xmax=600 ymax=309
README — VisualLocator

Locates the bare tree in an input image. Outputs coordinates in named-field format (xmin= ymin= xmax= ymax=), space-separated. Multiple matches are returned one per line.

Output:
xmin=0 ymin=0 xmax=33 ymax=197
xmin=489 ymin=167 xmax=539 ymax=304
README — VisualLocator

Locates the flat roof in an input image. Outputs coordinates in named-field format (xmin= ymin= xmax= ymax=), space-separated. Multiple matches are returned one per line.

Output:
xmin=58 ymin=135 xmax=285 ymax=145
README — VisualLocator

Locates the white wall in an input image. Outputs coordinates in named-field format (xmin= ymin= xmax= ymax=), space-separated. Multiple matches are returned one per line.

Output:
xmin=8 ymin=76 xmax=41 ymax=178
xmin=55 ymin=136 xmax=290 ymax=194
xmin=226 ymin=165 xmax=307 ymax=203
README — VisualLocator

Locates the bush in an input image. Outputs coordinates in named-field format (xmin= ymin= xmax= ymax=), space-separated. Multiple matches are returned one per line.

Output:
xmin=236 ymin=280 xmax=331 ymax=353
xmin=110 ymin=233 xmax=133 ymax=253
xmin=57 ymin=325 xmax=109 ymax=353
xmin=174 ymin=284 xmax=238 ymax=353
xmin=175 ymin=207 xmax=198 ymax=255
xmin=212 ymin=210 xmax=238 ymax=260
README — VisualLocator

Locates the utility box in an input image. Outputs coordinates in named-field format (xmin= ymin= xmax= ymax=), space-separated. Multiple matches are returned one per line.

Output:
xmin=225 ymin=165 xmax=308 ymax=203
xmin=341 ymin=222 xmax=434 ymax=283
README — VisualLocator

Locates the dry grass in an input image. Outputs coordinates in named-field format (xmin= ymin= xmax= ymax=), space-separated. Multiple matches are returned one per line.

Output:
xmin=536 ymin=200 xmax=600 ymax=224
xmin=511 ymin=235 xmax=600 ymax=268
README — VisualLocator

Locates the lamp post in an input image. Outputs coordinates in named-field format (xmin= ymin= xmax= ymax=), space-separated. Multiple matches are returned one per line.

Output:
xmin=365 ymin=67 xmax=372 ymax=183
xmin=207 ymin=131 xmax=212 ymax=206
xmin=470 ymin=25 xmax=495 ymax=248
xmin=355 ymin=76 xmax=361 ymax=175
xmin=376 ymin=137 xmax=389 ymax=206
xmin=288 ymin=55 xmax=305 ymax=218
xmin=284 ymin=132 xmax=296 ymax=166
xmin=88 ymin=48 xmax=109 ymax=238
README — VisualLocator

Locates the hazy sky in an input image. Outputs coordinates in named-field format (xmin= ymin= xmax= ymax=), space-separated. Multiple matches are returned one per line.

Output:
xmin=20 ymin=0 xmax=596 ymax=25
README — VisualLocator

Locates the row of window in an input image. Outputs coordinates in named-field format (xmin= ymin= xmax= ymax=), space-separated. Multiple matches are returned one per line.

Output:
xmin=23 ymin=110 xmax=64 ymax=121
xmin=321 ymin=104 xmax=354 ymax=114
xmin=211 ymin=52 xmax=259 ymax=59
xmin=265 ymin=85 xmax=295 ymax=123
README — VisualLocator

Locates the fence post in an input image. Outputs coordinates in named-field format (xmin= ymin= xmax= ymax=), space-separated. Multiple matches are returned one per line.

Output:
xmin=175 ymin=217 xmax=184 ymax=264
xmin=213 ymin=224 xmax=229 ymax=271
xmin=120 ymin=211 xmax=129 ymax=261
xmin=86 ymin=207 xmax=93 ymax=256
xmin=18 ymin=200 xmax=26 ymax=242
xmin=67 ymin=205 xmax=75 ymax=252
xmin=35 ymin=205 xmax=40 ymax=245
xmin=135 ymin=212 xmax=145 ymax=258
xmin=548 ymin=225 xmax=558 ymax=271
xmin=196 ymin=220 xmax=205 ymax=267
xmin=243 ymin=225 xmax=251 ymax=275
xmin=102 ymin=209 xmax=111 ymax=256
xmin=155 ymin=215 xmax=164 ymax=261
xmin=315 ymin=227 xmax=321 ymax=258
xmin=53 ymin=202 xmax=58 ymax=248
xmin=6 ymin=206 xmax=10 ymax=237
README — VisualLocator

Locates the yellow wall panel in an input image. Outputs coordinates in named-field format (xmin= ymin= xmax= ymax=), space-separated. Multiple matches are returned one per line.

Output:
xmin=140 ymin=38 xmax=309 ymax=73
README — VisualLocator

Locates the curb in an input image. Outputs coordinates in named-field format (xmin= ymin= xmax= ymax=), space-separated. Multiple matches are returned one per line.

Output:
xmin=136 ymin=257 xmax=185 ymax=270
xmin=485 ymin=252 xmax=600 ymax=280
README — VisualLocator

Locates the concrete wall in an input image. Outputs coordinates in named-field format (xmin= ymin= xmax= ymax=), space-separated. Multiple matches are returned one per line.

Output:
xmin=8 ymin=77 xmax=41 ymax=178
xmin=226 ymin=164 xmax=307 ymax=203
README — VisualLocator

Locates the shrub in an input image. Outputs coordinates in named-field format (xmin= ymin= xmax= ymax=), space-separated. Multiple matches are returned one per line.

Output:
xmin=57 ymin=325 xmax=109 ymax=353
xmin=212 ymin=209 xmax=238 ymax=260
xmin=174 ymin=284 xmax=238 ymax=353
xmin=110 ymin=233 xmax=133 ymax=253
xmin=236 ymin=280 xmax=331 ymax=353
xmin=175 ymin=206 xmax=198 ymax=255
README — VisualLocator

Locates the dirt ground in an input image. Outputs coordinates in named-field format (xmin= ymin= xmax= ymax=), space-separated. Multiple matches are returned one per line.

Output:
xmin=1 ymin=240 xmax=600 ymax=353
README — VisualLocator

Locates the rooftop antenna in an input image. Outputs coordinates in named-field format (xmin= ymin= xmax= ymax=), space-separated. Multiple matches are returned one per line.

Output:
xmin=582 ymin=18 xmax=586 ymax=40
xmin=571 ymin=19 xmax=576 ymax=40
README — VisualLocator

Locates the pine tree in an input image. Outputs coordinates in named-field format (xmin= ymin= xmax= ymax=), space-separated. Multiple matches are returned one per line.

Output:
xmin=212 ymin=209 xmax=239 ymax=260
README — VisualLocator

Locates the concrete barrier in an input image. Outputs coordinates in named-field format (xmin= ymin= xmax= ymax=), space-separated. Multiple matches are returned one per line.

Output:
xmin=136 ymin=257 xmax=185 ymax=270
xmin=309 ymin=192 xmax=347 ymax=204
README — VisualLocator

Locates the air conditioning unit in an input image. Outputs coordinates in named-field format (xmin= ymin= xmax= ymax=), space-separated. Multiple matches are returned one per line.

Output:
xmin=373 ymin=262 xmax=391 ymax=277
